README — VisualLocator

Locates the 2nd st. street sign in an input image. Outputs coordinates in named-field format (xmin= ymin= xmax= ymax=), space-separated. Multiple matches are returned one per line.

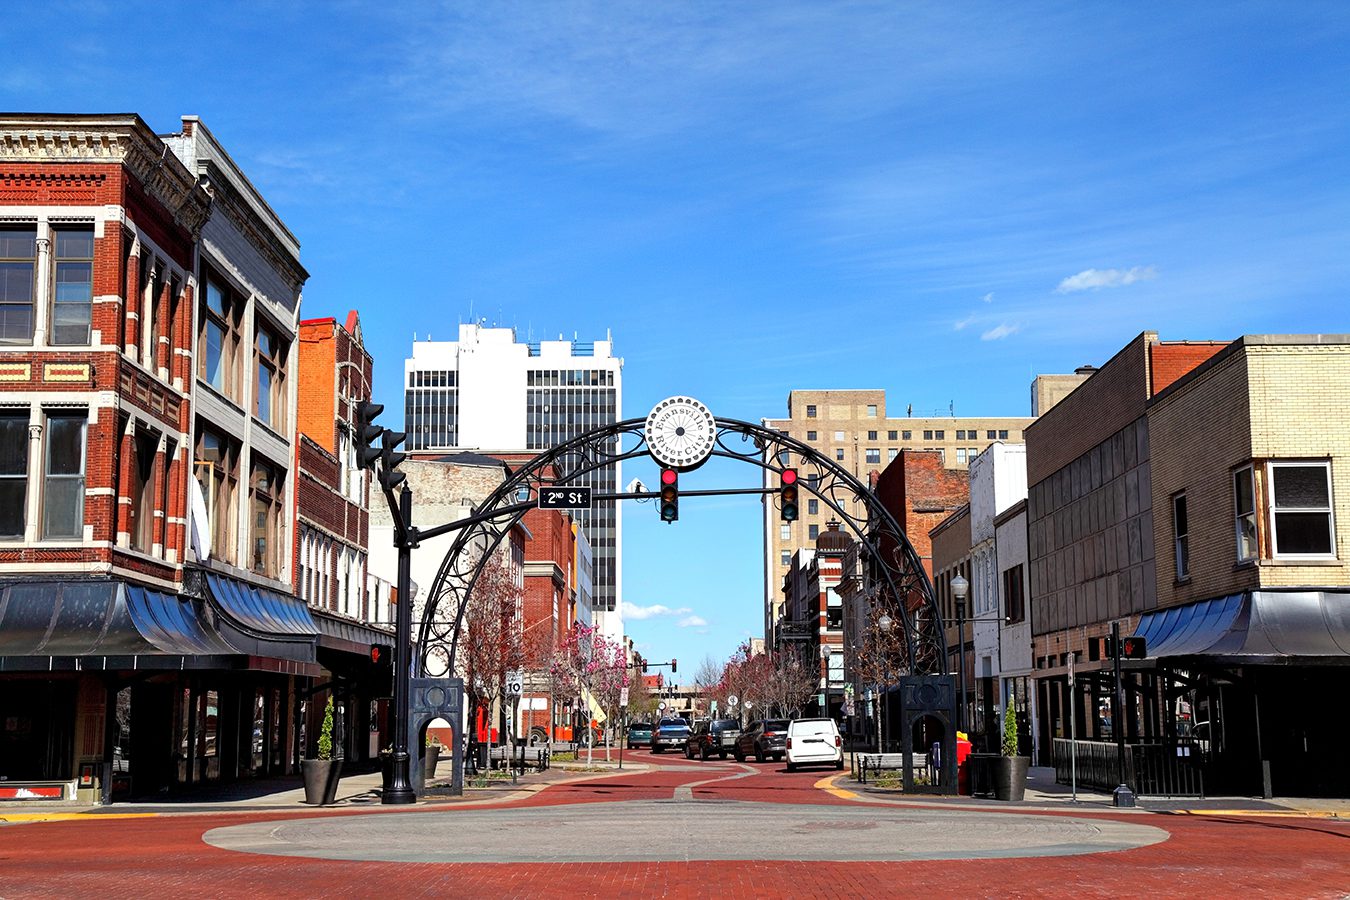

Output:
xmin=538 ymin=487 xmax=592 ymax=510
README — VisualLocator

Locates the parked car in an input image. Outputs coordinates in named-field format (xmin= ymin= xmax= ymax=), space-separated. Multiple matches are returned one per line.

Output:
xmin=685 ymin=718 xmax=742 ymax=760
xmin=651 ymin=717 xmax=692 ymax=753
xmin=734 ymin=719 xmax=790 ymax=763
xmin=626 ymin=722 xmax=654 ymax=749
xmin=784 ymin=718 xmax=844 ymax=771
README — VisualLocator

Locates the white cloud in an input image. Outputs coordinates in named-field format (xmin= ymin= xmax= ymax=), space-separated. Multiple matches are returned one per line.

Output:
xmin=981 ymin=292 xmax=994 ymax=303
xmin=953 ymin=313 xmax=975 ymax=331
xmin=1056 ymin=266 xmax=1157 ymax=293
xmin=981 ymin=322 xmax=1020 ymax=341
xmin=678 ymin=615 xmax=708 ymax=628
xmin=622 ymin=602 xmax=692 ymax=621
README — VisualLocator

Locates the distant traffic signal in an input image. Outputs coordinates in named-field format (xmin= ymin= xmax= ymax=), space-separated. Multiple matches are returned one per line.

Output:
xmin=642 ymin=660 xmax=649 ymax=673
xmin=379 ymin=429 xmax=407 ymax=492
xmin=780 ymin=468 xmax=799 ymax=522
xmin=670 ymin=658 xmax=677 ymax=674
xmin=659 ymin=467 xmax=679 ymax=523
xmin=355 ymin=400 xmax=385 ymax=470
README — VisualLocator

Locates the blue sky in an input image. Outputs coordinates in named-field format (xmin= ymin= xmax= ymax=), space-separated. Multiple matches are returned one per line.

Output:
xmin=8 ymin=2 xmax=1349 ymax=679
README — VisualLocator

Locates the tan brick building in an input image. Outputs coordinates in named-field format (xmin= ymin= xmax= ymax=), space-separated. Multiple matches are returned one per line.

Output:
xmin=761 ymin=389 xmax=1032 ymax=637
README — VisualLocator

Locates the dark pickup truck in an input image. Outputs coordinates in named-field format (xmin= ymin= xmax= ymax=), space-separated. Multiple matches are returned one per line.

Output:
xmin=685 ymin=718 xmax=742 ymax=760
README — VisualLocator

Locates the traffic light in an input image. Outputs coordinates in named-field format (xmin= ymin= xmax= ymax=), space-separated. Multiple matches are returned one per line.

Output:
xmin=642 ymin=660 xmax=648 ymax=674
xmin=670 ymin=658 xmax=677 ymax=674
xmin=659 ymin=467 xmax=678 ymax=523
xmin=369 ymin=643 xmax=391 ymax=665
xmin=369 ymin=643 xmax=393 ymax=697
xmin=1120 ymin=636 xmax=1147 ymax=659
xmin=355 ymin=400 xmax=385 ymax=470
xmin=379 ymin=428 xmax=407 ymax=491
xmin=780 ymin=468 xmax=799 ymax=521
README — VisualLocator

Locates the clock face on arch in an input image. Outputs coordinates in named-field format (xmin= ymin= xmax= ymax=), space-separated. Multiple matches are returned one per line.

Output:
xmin=645 ymin=396 xmax=716 ymax=470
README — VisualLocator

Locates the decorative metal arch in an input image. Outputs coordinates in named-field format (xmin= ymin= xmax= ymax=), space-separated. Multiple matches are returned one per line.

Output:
xmin=415 ymin=417 xmax=947 ymax=678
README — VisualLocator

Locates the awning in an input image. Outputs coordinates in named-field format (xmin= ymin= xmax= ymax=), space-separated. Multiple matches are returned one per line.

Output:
xmin=203 ymin=573 xmax=317 ymax=664
xmin=1134 ymin=590 xmax=1350 ymax=665
xmin=0 ymin=578 xmax=318 ymax=674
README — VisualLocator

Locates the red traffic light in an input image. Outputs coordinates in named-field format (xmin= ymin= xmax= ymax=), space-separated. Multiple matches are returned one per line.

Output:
xmin=370 ymin=643 xmax=391 ymax=665
xmin=781 ymin=468 xmax=798 ymax=485
xmin=1120 ymin=636 xmax=1147 ymax=659
xmin=661 ymin=468 xmax=678 ymax=485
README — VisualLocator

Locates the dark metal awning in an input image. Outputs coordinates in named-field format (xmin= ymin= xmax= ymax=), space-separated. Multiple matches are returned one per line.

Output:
xmin=0 ymin=578 xmax=319 ymax=675
xmin=1134 ymin=589 xmax=1350 ymax=665
xmin=203 ymin=573 xmax=317 ymax=663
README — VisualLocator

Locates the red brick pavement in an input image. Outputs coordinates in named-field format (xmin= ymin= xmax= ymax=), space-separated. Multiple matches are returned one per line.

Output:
xmin=2 ymin=752 xmax=1347 ymax=898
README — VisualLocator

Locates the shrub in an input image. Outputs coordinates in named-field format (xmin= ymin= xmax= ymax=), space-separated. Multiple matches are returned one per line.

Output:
xmin=317 ymin=696 xmax=334 ymax=761
xmin=1001 ymin=700 xmax=1019 ymax=758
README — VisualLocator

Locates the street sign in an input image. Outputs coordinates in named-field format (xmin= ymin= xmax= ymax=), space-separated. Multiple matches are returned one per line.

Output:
xmin=538 ymin=486 xmax=592 ymax=510
xmin=619 ymin=687 xmax=629 ymax=708
xmin=710 ymin=699 xmax=718 ymax=714
xmin=744 ymin=701 xmax=753 ymax=710
xmin=658 ymin=701 xmax=666 ymax=711
xmin=506 ymin=671 xmax=524 ymax=696
xmin=727 ymin=695 xmax=738 ymax=707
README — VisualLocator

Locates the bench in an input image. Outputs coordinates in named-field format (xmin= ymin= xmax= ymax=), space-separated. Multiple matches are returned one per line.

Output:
xmin=852 ymin=752 xmax=928 ymax=784
xmin=486 ymin=745 xmax=550 ymax=772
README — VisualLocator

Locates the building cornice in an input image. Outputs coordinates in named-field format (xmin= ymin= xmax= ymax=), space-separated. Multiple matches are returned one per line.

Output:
xmin=0 ymin=115 xmax=210 ymax=235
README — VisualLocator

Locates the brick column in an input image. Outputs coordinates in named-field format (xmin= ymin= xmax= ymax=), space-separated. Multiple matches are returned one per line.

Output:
xmin=123 ymin=236 xmax=141 ymax=359
xmin=165 ymin=443 xmax=184 ymax=565
xmin=155 ymin=278 xmax=172 ymax=381
xmin=150 ymin=432 xmax=167 ymax=558
xmin=174 ymin=281 xmax=194 ymax=389
xmin=115 ymin=418 xmax=134 ymax=547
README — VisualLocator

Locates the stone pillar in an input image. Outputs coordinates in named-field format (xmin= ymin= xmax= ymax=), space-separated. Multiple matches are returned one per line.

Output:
xmin=124 ymin=237 xmax=141 ymax=359
xmin=32 ymin=223 xmax=51 ymax=346
xmin=23 ymin=417 xmax=42 ymax=543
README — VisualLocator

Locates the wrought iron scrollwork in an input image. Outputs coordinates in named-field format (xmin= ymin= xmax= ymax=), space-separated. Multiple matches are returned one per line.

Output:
xmin=415 ymin=417 xmax=946 ymax=678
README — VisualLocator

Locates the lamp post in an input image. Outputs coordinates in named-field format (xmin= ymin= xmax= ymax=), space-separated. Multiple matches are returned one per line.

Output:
xmin=877 ymin=613 xmax=893 ymax=752
xmin=819 ymin=643 xmax=832 ymax=718
xmin=951 ymin=575 xmax=969 ymax=738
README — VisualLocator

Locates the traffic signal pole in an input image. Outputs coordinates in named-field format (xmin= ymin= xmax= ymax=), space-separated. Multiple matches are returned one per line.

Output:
xmin=1111 ymin=620 xmax=1136 ymax=808
xmin=384 ymin=486 xmax=418 ymax=805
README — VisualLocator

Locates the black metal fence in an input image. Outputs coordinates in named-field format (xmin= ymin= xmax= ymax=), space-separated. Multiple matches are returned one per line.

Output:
xmin=1053 ymin=738 xmax=1204 ymax=798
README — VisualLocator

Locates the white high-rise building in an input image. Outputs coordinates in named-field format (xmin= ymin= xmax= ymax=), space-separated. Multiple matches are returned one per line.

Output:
xmin=403 ymin=325 xmax=624 ymax=639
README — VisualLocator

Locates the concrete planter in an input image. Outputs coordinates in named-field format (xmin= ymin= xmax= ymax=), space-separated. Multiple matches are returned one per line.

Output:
xmin=302 ymin=758 xmax=343 ymax=805
xmin=424 ymin=745 xmax=441 ymax=780
xmin=992 ymin=755 xmax=1030 ymax=801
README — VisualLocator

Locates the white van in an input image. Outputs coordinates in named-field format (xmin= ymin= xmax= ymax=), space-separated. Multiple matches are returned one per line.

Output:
xmin=784 ymin=718 xmax=843 ymax=771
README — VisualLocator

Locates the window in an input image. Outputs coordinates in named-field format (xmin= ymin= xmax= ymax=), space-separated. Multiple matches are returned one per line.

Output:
xmin=956 ymin=430 xmax=967 ymax=440
xmin=200 ymin=276 xmax=244 ymax=399
xmin=807 ymin=473 xmax=819 ymax=489
xmin=956 ymin=448 xmax=967 ymax=465
xmin=806 ymin=431 xmax=817 ymax=441
xmin=0 ymin=412 xmax=27 ymax=537
xmin=1172 ymin=493 xmax=1189 ymax=579
xmin=923 ymin=430 xmax=933 ymax=440
xmin=807 ymin=499 xmax=819 ymax=515
xmin=43 ymin=411 xmax=86 ymax=538
xmin=1268 ymin=462 xmax=1334 ymax=557
xmin=888 ymin=448 xmax=898 ymax=461
xmin=808 ymin=524 xmax=819 ymax=540
xmin=835 ymin=448 xmax=845 ymax=460
xmin=1003 ymin=565 xmax=1025 ymax=624
xmin=1233 ymin=466 xmax=1257 ymax=561
xmin=999 ymin=430 xmax=1010 ymax=440
xmin=866 ymin=405 xmax=877 ymax=417
xmin=867 ymin=430 xmax=877 ymax=440
xmin=805 ymin=405 xmax=817 ymax=418
xmin=833 ymin=431 xmax=845 ymax=441
xmin=0 ymin=227 xmax=36 ymax=344
xmin=865 ymin=448 xmax=880 ymax=464
xmin=935 ymin=430 xmax=945 ymax=440
xmin=49 ymin=228 xmax=94 ymax=345
xmin=987 ymin=430 xmax=996 ymax=439
xmin=250 ymin=458 xmax=285 ymax=577
xmin=902 ymin=430 xmax=911 ymax=440
xmin=888 ymin=430 xmax=897 ymax=440
xmin=255 ymin=323 xmax=286 ymax=431
xmin=780 ymin=551 xmax=791 ymax=566
xmin=130 ymin=428 xmax=157 ymax=552
xmin=780 ymin=524 xmax=791 ymax=541
xmin=195 ymin=425 xmax=239 ymax=564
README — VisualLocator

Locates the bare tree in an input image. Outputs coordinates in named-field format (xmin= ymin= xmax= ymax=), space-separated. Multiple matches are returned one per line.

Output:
xmin=693 ymin=654 xmax=722 ymax=718
xmin=852 ymin=603 xmax=907 ymax=750
xmin=460 ymin=551 xmax=524 ymax=768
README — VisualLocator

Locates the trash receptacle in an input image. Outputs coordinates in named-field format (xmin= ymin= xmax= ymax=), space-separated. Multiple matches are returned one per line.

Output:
xmin=956 ymin=736 xmax=973 ymax=794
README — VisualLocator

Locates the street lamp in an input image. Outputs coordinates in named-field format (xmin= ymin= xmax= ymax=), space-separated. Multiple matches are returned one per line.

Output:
xmin=950 ymin=575 xmax=969 ymax=737
xmin=819 ymin=644 xmax=832 ymax=717
xmin=876 ymin=613 xmax=894 ymax=752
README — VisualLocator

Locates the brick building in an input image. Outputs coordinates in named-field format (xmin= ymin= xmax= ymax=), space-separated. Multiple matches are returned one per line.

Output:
xmin=0 ymin=115 xmax=387 ymax=804
xmin=520 ymin=505 xmax=577 ymax=743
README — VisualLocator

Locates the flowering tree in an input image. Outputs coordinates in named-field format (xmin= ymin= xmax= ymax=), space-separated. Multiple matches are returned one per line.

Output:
xmin=852 ymin=604 xmax=907 ymax=750
xmin=714 ymin=640 xmax=813 ymax=721
xmin=551 ymin=623 xmax=630 ymax=762
xmin=460 ymin=551 xmax=524 ymax=764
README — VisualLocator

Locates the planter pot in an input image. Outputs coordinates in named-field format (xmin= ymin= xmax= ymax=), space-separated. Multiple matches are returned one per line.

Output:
xmin=423 ymin=745 xmax=441 ymax=780
xmin=992 ymin=755 xmax=1030 ymax=801
xmin=302 ymin=758 xmax=343 ymax=805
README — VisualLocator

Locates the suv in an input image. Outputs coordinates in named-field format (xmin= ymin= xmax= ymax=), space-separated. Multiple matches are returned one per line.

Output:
xmin=734 ymin=719 xmax=789 ymax=763
xmin=784 ymin=718 xmax=843 ymax=771
xmin=651 ymin=717 xmax=692 ymax=753
xmin=685 ymin=718 xmax=742 ymax=760
xmin=626 ymin=722 xmax=654 ymax=749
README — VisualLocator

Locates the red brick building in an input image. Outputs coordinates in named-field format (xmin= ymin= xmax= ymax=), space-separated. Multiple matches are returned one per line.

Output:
xmin=0 ymin=115 xmax=388 ymax=804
